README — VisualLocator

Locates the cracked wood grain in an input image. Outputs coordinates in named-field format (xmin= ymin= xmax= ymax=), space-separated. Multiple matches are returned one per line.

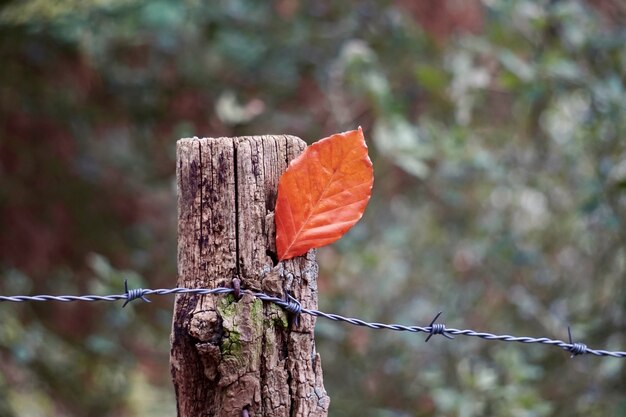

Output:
xmin=171 ymin=135 xmax=329 ymax=416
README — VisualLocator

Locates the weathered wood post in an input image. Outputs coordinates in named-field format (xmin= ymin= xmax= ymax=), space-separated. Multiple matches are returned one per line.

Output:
xmin=171 ymin=135 xmax=329 ymax=416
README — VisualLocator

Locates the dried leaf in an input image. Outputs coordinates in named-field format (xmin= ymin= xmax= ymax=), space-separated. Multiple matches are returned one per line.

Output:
xmin=275 ymin=127 xmax=373 ymax=261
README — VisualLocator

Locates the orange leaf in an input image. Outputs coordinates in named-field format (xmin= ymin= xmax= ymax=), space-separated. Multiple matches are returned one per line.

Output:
xmin=275 ymin=127 xmax=373 ymax=261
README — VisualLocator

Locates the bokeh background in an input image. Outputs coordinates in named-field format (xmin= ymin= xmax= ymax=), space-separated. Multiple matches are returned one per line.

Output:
xmin=1 ymin=0 xmax=626 ymax=416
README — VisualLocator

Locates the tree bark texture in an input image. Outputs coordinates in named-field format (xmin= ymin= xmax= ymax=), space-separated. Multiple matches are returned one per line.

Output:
xmin=171 ymin=135 xmax=329 ymax=417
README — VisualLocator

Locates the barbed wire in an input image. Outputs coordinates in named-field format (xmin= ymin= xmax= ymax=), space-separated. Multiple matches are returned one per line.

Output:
xmin=1 ymin=283 xmax=624 ymax=358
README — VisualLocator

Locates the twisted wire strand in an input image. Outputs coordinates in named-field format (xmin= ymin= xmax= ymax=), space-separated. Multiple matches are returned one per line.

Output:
xmin=0 ymin=287 xmax=233 ymax=303
xmin=248 ymin=291 xmax=626 ymax=358
xmin=1 ymin=286 xmax=625 ymax=358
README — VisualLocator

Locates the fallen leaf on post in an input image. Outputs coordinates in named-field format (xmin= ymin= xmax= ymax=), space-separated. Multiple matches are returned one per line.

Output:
xmin=275 ymin=127 xmax=374 ymax=261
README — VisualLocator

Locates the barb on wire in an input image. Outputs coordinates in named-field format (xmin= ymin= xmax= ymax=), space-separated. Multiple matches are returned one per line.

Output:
xmin=283 ymin=291 xmax=302 ymax=327
xmin=1 ymin=283 xmax=625 ymax=359
xmin=567 ymin=326 xmax=587 ymax=358
xmin=425 ymin=312 xmax=454 ymax=342
xmin=123 ymin=279 xmax=150 ymax=307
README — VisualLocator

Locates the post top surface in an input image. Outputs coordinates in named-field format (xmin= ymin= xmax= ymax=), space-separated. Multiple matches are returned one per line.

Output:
xmin=177 ymin=134 xmax=305 ymax=146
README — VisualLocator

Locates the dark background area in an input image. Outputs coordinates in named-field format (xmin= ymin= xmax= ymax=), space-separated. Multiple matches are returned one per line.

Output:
xmin=1 ymin=1 xmax=626 ymax=416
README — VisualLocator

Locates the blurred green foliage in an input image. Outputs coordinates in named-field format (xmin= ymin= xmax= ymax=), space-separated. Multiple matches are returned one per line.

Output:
xmin=1 ymin=0 xmax=625 ymax=416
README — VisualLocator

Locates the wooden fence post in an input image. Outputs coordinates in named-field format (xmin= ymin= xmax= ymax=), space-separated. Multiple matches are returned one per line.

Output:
xmin=171 ymin=135 xmax=329 ymax=416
